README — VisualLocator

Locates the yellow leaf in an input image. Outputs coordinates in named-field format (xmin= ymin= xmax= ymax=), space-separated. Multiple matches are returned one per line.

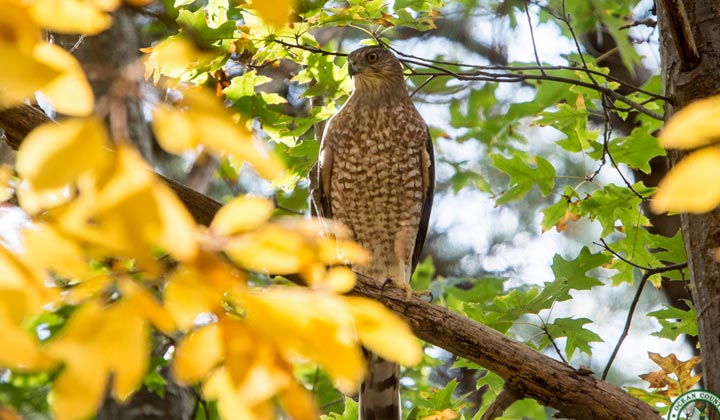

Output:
xmin=249 ymin=0 xmax=292 ymax=27
xmin=0 ymin=245 xmax=56 ymax=319
xmin=344 ymin=296 xmax=422 ymax=367
xmin=640 ymin=352 xmax=703 ymax=397
xmin=210 ymin=195 xmax=274 ymax=236
xmin=0 ymin=0 xmax=40 ymax=52
xmin=152 ymin=88 xmax=285 ymax=180
xmin=324 ymin=266 xmax=356 ymax=294
xmin=165 ymin=257 xmax=242 ymax=330
xmin=58 ymin=145 xmax=197 ymax=270
xmin=30 ymin=0 xmax=114 ymax=35
xmin=16 ymin=183 xmax=72 ymax=215
xmin=164 ymin=272 xmax=214 ymax=330
xmin=239 ymin=288 xmax=365 ymax=393
xmin=651 ymin=147 xmax=720 ymax=214
xmin=660 ymin=96 xmax=720 ymax=149
xmin=50 ymin=359 xmax=107 ymax=420
xmin=224 ymin=225 xmax=312 ymax=274
xmin=0 ymin=43 xmax=60 ymax=108
xmin=108 ymin=301 xmax=149 ymax=401
xmin=17 ymin=117 xmax=112 ymax=191
xmin=0 ymin=310 xmax=47 ymax=370
xmin=173 ymin=323 xmax=224 ymax=383
xmin=153 ymin=183 xmax=198 ymax=262
xmin=34 ymin=43 xmax=94 ymax=116
xmin=142 ymin=36 xmax=218 ymax=84
xmin=202 ymin=368 xmax=271 ymax=420
xmin=319 ymin=237 xmax=371 ymax=266
xmin=202 ymin=322 xmax=291 ymax=418
xmin=48 ymin=299 xmax=150 ymax=419
xmin=279 ymin=381 xmax=319 ymax=420
xmin=60 ymin=274 xmax=113 ymax=305
xmin=21 ymin=223 xmax=90 ymax=279
xmin=150 ymin=102 xmax=196 ymax=151
xmin=120 ymin=278 xmax=176 ymax=334
xmin=421 ymin=408 xmax=461 ymax=420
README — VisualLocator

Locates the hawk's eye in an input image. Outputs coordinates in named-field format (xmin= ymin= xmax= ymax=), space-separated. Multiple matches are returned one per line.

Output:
xmin=366 ymin=52 xmax=379 ymax=63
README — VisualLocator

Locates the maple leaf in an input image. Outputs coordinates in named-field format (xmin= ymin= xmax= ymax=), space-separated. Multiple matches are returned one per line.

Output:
xmin=639 ymin=352 xmax=702 ymax=398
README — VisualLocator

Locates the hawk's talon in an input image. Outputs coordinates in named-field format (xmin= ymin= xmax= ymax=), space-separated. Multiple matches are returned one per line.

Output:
xmin=381 ymin=278 xmax=393 ymax=294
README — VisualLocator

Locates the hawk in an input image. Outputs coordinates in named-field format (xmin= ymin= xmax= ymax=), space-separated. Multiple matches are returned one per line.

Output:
xmin=316 ymin=45 xmax=434 ymax=420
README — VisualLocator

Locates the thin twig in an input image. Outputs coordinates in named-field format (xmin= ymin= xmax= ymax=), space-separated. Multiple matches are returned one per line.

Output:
xmin=595 ymin=239 xmax=652 ymax=270
xmin=619 ymin=18 xmax=657 ymax=30
xmin=408 ymin=70 xmax=664 ymax=120
xmin=270 ymin=38 xmax=667 ymax=115
xmin=601 ymin=261 xmax=688 ymax=379
xmin=524 ymin=0 xmax=546 ymax=76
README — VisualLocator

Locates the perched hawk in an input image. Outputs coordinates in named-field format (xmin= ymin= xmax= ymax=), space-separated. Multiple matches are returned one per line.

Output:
xmin=317 ymin=45 xmax=435 ymax=420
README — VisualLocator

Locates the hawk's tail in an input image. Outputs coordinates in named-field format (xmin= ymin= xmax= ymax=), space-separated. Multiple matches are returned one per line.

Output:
xmin=359 ymin=352 xmax=400 ymax=420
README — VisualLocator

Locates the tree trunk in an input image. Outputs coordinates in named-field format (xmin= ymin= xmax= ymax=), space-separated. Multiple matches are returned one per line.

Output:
xmin=657 ymin=0 xmax=720 ymax=412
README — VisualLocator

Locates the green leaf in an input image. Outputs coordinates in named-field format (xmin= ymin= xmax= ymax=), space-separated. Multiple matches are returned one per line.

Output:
xmin=626 ymin=387 xmax=671 ymax=416
xmin=320 ymin=397 xmax=358 ymax=420
xmin=579 ymin=183 xmax=651 ymax=237
xmin=411 ymin=256 xmax=435 ymax=291
xmin=466 ymin=248 xmax=608 ymax=332
xmin=498 ymin=398 xmax=549 ymax=420
xmin=176 ymin=9 xmax=236 ymax=45
xmin=545 ymin=317 xmax=603 ymax=360
xmin=541 ymin=196 xmax=569 ymax=232
xmin=606 ymin=126 xmax=665 ymax=174
xmin=491 ymin=153 xmax=556 ymax=204
xmin=535 ymin=97 xmax=599 ymax=152
xmin=648 ymin=302 xmax=698 ymax=340
xmin=551 ymin=247 xmax=609 ymax=294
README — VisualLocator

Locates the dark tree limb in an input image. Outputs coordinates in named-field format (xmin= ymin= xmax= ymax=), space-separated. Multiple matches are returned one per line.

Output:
xmin=349 ymin=276 xmax=661 ymax=420
xmin=0 ymin=104 xmax=661 ymax=419
xmin=479 ymin=385 xmax=520 ymax=420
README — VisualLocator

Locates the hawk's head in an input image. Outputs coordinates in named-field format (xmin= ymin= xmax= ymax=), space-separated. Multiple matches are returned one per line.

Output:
xmin=346 ymin=46 xmax=405 ymax=94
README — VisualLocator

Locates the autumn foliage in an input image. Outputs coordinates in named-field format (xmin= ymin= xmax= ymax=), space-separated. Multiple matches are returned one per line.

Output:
xmin=0 ymin=1 xmax=423 ymax=419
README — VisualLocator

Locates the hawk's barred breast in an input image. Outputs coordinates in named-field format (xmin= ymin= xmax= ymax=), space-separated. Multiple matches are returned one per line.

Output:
xmin=323 ymin=99 xmax=426 ymax=281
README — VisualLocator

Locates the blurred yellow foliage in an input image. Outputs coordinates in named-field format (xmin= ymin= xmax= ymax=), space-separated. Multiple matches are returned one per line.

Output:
xmin=0 ymin=2 xmax=423 ymax=419
xmin=654 ymin=95 xmax=720 ymax=214
xmin=248 ymin=0 xmax=293 ymax=27
xmin=0 ymin=0 xmax=95 ymax=114
xmin=152 ymin=88 xmax=286 ymax=180
xmin=2 ymin=110 xmax=420 ymax=420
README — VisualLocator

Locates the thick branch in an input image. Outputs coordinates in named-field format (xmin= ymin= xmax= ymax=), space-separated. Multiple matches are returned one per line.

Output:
xmin=350 ymin=276 xmax=661 ymax=420
xmin=0 ymin=104 xmax=660 ymax=419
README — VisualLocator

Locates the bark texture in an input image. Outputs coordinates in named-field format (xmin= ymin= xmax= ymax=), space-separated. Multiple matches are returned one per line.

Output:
xmin=657 ymin=0 xmax=720 ymax=409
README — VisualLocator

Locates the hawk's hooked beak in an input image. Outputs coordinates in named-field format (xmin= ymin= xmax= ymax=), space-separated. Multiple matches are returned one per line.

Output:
xmin=348 ymin=60 xmax=361 ymax=77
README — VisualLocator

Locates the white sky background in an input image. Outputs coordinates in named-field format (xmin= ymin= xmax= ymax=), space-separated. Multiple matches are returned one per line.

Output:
xmin=394 ymin=0 xmax=694 ymax=388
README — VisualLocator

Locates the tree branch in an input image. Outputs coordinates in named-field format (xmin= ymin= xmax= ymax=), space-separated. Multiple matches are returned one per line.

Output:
xmin=350 ymin=275 xmax=661 ymax=420
xmin=0 ymin=104 xmax=661 ymax=419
